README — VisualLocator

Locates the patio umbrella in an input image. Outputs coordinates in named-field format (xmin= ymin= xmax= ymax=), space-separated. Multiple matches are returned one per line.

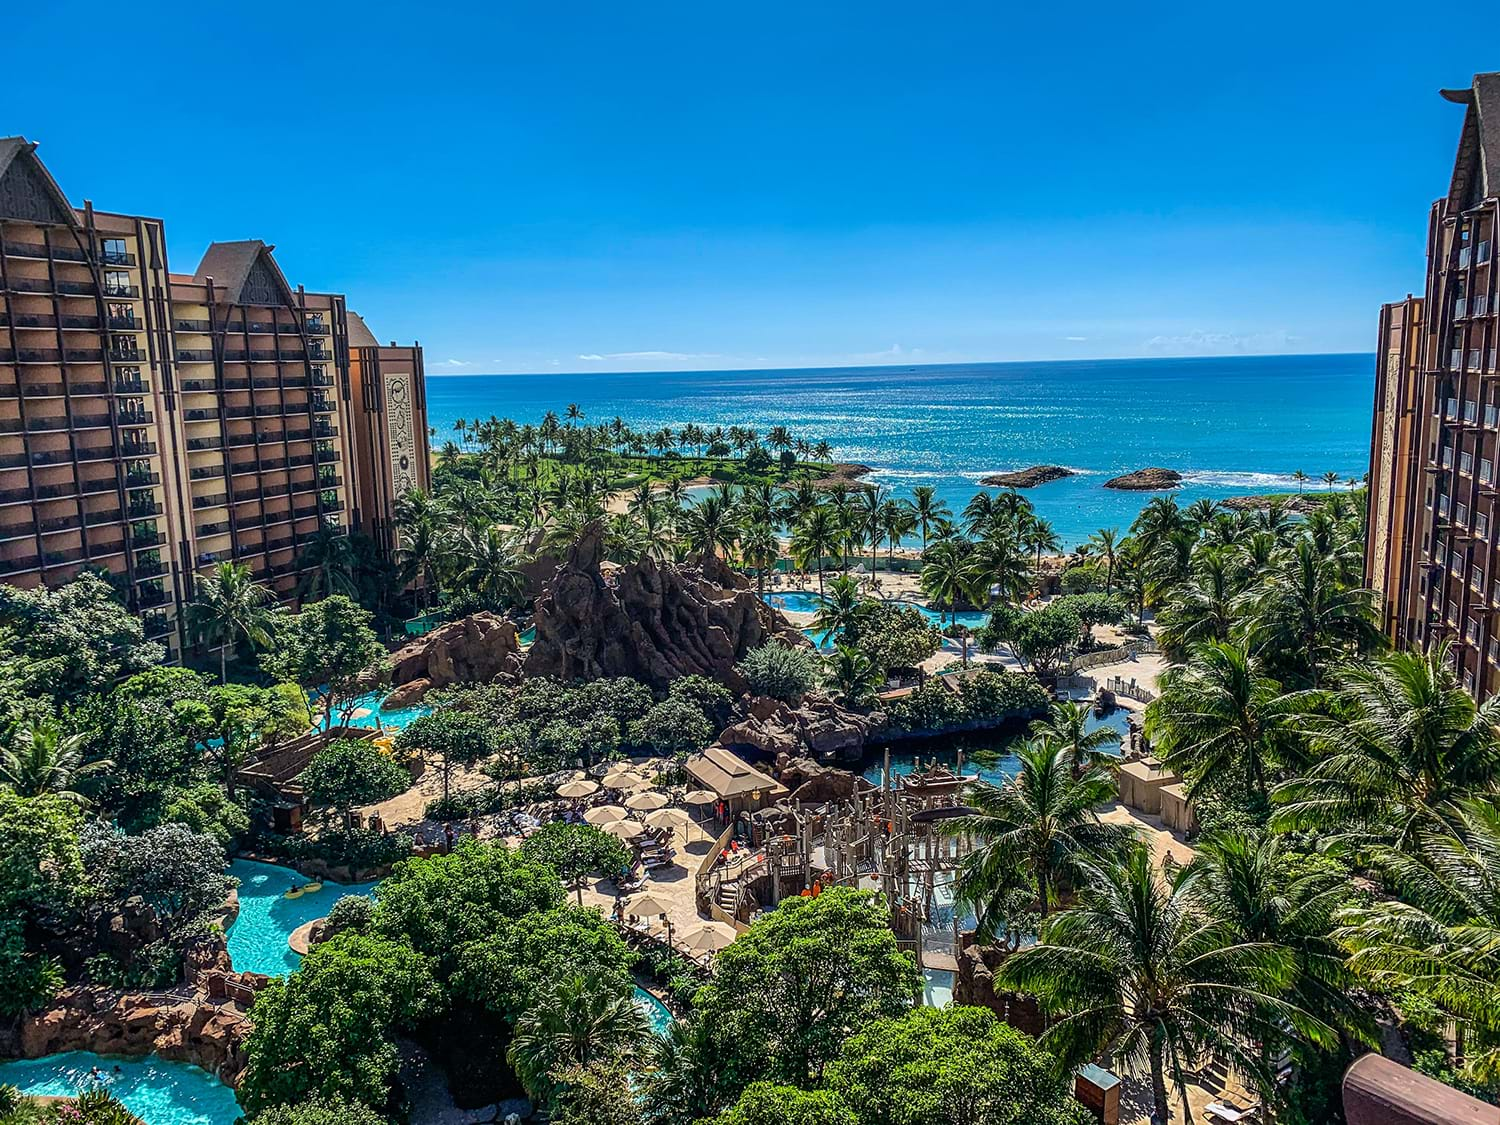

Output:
xmin=556 ymin=779 xmax=600 ymax=799
xmin=682 ymin=790 xmax=718 ymax=805
xmin=644 ymin=807 xmax=692 ymax=832
xmin=606 ymin=772 xmax=651 ymax=791
xmin=624 ymin=791 xmax=670 ymax=812
xmin=677 ymin=920 xmax=736 ymax=954
xmin=629 ymin=892 xmax=673 ymax=917
xmin=603 ymin=819 xmax=647 ymax=841
xmin=583 ymin=804 xmax=628 ymax=825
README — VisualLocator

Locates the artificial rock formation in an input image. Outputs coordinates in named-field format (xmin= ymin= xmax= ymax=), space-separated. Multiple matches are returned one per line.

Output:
xmin=978 ymin=465 xmax=1075 ymax=488
xmin=1103 ymin=467 xmax=1182 ymax=491
xmin=718 ymin=694 xmax=874 ymax=762
xmin=775 ymin=754 xmax=866 ymax=802
xmin=14 ymin=986 xmax=251 ymax=1085
xmin=386 ymin=612 xmax=523 ymax=706
xmin=954 ymin=944 xmax=1045 ymax=1037
xmin=524 ymin=528 xmax=805 ymax=691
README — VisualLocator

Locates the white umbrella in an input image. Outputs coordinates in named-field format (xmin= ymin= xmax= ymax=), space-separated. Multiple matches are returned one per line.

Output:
xmin=645 ymin=807 xmax=692 ymax=832
xmin=624 ymin=790 xmax=670 ymax=812
xmin=682 ymin=790 xmax=718 ymax=805
xmin=583 ymin=804 xmax=628 ymax=825
xmin=603 ymin=819 xmax=648 ymax=841
xmin=677 ymin=920 xmax=736 ymax=954
xmin=607 ymin=773 xmax=651 ymax=791
xmin=556 ymin=779 xmax=600 ymax=799
xmin=628 ymin=892 xmax=673 ymax=917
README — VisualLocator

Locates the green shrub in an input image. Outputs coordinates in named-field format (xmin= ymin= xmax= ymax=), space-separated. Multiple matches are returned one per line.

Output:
xmin=737 ymin=643 xmax=820 ymax=702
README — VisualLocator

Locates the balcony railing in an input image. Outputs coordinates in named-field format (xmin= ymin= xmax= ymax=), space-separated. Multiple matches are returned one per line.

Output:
xmin=196 ymin=521 xmax=229 ymax=536
xmin=176 ymin=349 xmax=215 ymax=363
xmin=102 ymin=284 xmax=139 ymax=299
xmin=174 ymin=319 xmax=212 ymax=333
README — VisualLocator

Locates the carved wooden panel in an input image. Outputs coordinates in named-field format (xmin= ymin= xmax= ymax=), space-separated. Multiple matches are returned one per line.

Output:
xmin=386 ymin=371 xmax=416 ymax=494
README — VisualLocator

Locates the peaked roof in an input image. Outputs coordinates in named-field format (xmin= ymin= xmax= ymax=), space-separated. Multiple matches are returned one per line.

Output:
xmin=192 ymin=239 xmax=297 ymax=306
xmin=347 ymin=311 xmax=380 ymax=349
xmin=1441 ymin=72 xmax=1500 ymax=211
xmin=0 ymin=136 xmax=78 ymax=227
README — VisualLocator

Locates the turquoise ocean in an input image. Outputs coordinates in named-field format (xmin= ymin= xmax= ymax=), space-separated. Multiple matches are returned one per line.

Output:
xmin=424 ymin=353 xmax=1374 ymax=549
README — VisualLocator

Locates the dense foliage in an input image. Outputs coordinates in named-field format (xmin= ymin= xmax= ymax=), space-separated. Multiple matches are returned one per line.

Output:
xmin=882 ymin=669 xmax=1049 ymax=735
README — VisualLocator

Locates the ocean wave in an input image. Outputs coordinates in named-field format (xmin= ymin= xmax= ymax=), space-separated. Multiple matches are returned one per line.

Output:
xmin=1179 ymin=470 xmax=1357 ymax=491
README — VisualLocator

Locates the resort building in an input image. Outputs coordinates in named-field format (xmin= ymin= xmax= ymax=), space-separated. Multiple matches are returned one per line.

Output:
xmin=1367 ymin=72 xmax=1500 ymax=698
xmin=0 ymin=137 xmax=429 ymax=660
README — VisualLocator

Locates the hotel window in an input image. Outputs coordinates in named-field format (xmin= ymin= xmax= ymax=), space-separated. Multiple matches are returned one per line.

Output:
xmin=101 ymin=238 xmax=128 ymax=265
xmin=103 ymin=270 xmax=131 ymax=296
xmin=1439 ymin=493 xmax=1451 ymax=516
xmin=1435 ymin=541 xmax=1447 ymax=565
xmin=1465 ymin=668 xmax=1476 ymax=691
xmin=1488 ymin=404 xmax=1499 ymax=428
xmin=1484 ymin=459 xmax=1495 ymax=484
xmin=1481 ymin=512 xmax=1492 ymax=539
xmin=1450 ymin=603 xmax=1460 ymax=626
xmin=1466 ymin=400 xmax=1479 ymax=423
xmin=1469 ymin=617 xmax=1482 ymax=645
xmin=1452 ymin=556 xmax=1465 ymax=579
xmin=1443 ymin=446 xmax=1455 ymax=469
xmin=1473 ymin=566 xmax=1485 ymax=592
xmin=1448 ymin=397 xmax=1460 ymax=419
xmin=1491 ymin=638 xmax=1499 ymax=665
xmin=1462 ymin=451 xmax=1474 ymax=475
xmin=1457 ymin=501 xmax=1469 ymax=524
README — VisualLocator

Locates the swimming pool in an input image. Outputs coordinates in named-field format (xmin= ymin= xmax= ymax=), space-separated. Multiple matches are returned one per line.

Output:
xmin=633 ymin=986 xmax=674 ymax=1035
xmin=889 ymin=600 xmax=992 ymax=632
xmin=0 ymin=1052 xmax=241 ymax=1125
xmin=314 ymin=688 xmax=432 ymax=733
xmin=225 ymin=859 xmax=379 ymax=976
xmin=762 ymin=591 xmax=826 ymax=614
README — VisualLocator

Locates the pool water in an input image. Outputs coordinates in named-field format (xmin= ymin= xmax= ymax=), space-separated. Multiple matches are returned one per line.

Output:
xmin=226 ymin=859 xmax=379 ymax=976
xmin=315 ymin=688 xmax=432 ymax=733
xmin=519 ymin=626 xmax=536 ymax=647
xmin=864 ymin=709 xmax=1130 ymax=789
xmin=0 ymin=1052 xmax=240 ymax=1125
xmin=890 ymin=600 xmax=991 ymax=632
xmin=763 ymin=591 xmax=826 ymax=614
xmin=633 ymin=986 xmax=674 ymax=1035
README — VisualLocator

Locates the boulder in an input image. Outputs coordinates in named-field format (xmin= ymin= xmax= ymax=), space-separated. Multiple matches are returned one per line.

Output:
xmin=719 ymin=695 xmax=873 ymax=762
xmin=978 ymin=465 xmax=1075 ymax=488
xmin=775 ymin=755 xmax=866 ymax=803
xmin=387 ymin=612 xmax=523 ymax=703
xmin=524 ymin=527 xmax=806 ymax=691
xmin=1103 ymin=467 xmax=1181 ymax=491
xmin=16 ymin=986 xmax=251 ymax=1085
xmin=955 ymin=944 xmax=1045 ymax=1037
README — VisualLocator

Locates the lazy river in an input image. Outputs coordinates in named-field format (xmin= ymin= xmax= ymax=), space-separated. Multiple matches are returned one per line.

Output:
xmin=0 ymin=1052 xmax=240 ymax=1125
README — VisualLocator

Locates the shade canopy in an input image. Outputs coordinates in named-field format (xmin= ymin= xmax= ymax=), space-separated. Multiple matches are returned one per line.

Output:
xmin=645 ymin=808 xmax=692 ymax=831
xmin=677 ymin=920 xmax=737 ymax=953
xmin=583 ymin=804 xmax=628 ymax=825
xmin=624 ymin=790 xmax=670 ymax=811
xmin=681 ymin=789 xmax=718 ymax=805
xmin=556 ymin=779 xmax=600 ymax=799
xmin=603 ymin=819 xmax=648 ymax=841
xmin=628 ymin=892 xmax=673 ymax=917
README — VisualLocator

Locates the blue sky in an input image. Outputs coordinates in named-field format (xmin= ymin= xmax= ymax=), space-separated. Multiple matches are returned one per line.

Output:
xmin=7 ymin=1 xmax=1493 ymax=373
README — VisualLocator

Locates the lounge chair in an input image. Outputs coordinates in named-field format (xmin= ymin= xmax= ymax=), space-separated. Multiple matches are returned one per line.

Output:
xmin=1204 ymin=1103 xmax=1259 ymax=1123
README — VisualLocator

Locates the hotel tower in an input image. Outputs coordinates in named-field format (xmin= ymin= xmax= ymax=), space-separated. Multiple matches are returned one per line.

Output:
xmin=1367 ymin=72 xmax=1500 ymax=699
xmin=0 ymin=137 xmax=429 ymax=661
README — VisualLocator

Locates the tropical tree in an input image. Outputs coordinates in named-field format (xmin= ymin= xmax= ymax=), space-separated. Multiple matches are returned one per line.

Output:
xmin=507 ymin=974 xmax=649 ymax=1105
xmin=185 ymin=561 xmax=275 ymax=683
xmin=825 ymin=644 xmax=883 ymax=707
xmin=739 ymin=521 xmax=779 ymax=594
xmin=920 ymin=541 xmax=979 ymax=626
xmin=1030 ymin=700 xmax=1119 ymax=777
xmin=1000 ymin=846 xmax=1331 ymax=1125
xmin=1238 ymin=538 xmax=1375 ymax=687
xmin=944 ymin=738 xmax=1133 ymax=924
xmin=682 ymin=494 xmax=739 ymax=560
xmin=908 ymin=486 xmax=950 ymax=554
xmin=792 ymin=507 xmax=841 ymax=596
xmin=0 ymin=718 xmax=108 ymax=806
xmin=1087 ymin=528 xmax=1120 ymax=594
xmin=810 ymin=575 xmax=871 ymax=646
xmin=1272 ymin=643 xmax=1500 ymax=850
xmin=1022 ymin=516 xmax=1061 ymax=576
xmin=1146 ymin=642 xmax=1300 ymax=803
xmin=295 ymin=527 xmax=361 ymax=602
xmin=450 ymin=524 xmax=525 ymax=610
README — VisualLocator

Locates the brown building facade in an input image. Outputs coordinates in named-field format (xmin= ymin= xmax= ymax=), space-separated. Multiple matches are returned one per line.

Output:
xmin=1367 ymin=73 xmax=1500 ymax=698
xmin=0 ymin=137 xmax=429 ymax=660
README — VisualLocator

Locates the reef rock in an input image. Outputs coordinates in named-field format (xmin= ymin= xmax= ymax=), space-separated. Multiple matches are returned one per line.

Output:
xmin=386 ymin=612 xmax=523 ymax=706
xmin=954 ymin=944 xmax=1045 ymax=1037
xmin=718 ymin=695 xmax=873 ymax=762
xmin=14 ymin=986 xmax=251 ymax=1085
xmin=1103 ymin=467 xmax=1182 ymax=491
xmin=978 ymin=465 xmax=1075 ymax=489
xmin=775 ymin=755 xmax=867 ymax=802
xmin=524 ymin=527 xmax=805 ymax=691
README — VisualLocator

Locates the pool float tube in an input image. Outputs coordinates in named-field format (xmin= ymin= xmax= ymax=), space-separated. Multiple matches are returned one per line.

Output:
xmin=302 ymin=882 xmax=323 ymax=894
xmin=284 ymin=886 xmax=305 ymax=899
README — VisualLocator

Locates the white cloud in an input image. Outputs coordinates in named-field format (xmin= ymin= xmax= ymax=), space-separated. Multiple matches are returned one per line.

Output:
xmin=1143 ymin=330 xmax=1300 ymax=355
xmin=577 ymin=350 xmax=722 ymax=362
xmin=1063 ymin=336 xmax=1088 ymax=342
xmin=440 ymin=358 xmax=472 ymax=367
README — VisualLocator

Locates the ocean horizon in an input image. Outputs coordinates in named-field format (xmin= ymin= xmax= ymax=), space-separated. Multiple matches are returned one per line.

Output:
xmin=424 ymin=353 xmax=1375 ymax=549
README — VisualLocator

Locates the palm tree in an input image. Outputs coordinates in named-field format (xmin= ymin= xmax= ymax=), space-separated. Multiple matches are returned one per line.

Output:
xmin=1322 ymin=470 xmax=1341 ymax=491
xmin=1155 ymin=545 xmax=1241 ymax=661
xmin=791 ymin=507 xmax=840 ymax=596
xmin=1146 ymin=641 xmax=1298 ymax=803
xmin=825 ymin=644 xmax=882 ymax=706
xmin=0 ymin=718 xmax=109 ymax=806
xmin=1336 ymin=799 xmax=1500 ymax=1080
xmin=972 ymin=531 xmax=1030 ymax=606
xmin=1022 ymin=516 xmax=1061 ymax=576
xmin=944 ymin=738 xmax=1133 ymax=922
xmin=918 ymin=540 xmax=978 ymax=626
xmin=680 ymin=494 xmax=738 ymax=560
xmin=1030 ymin=700 xmax=1120 ymax=777
xmin=879 ymin=499 xmax=915 ymax=575
xmin=507 ymin=974 xmax=649 ymax=1105
xmin=394 ymin=489 xmax=442 ymax=609
xmin=451 ymin=524 xmax=525 ymax=609
xmin=811 ymin=574 xmax=870 ymax=645
xmin=856 ymin=486 xmax=890 ymax=577
xmin=1293 ymin=469 xmax=1309 ymax=495
xmin=640 ymin=1016 xmax=736 ymax=1125
xmin=1000 ymin=846 xmax=1329 ymax=1125
xmin=187 ymin=561 xmax=275 ymax=682
xmin=295 ymin=527 xmax=361 ymax=602
xmin=738 ymin=521 xmax=779 ymax=594
xmin=1272 ymin=643 xmax=1500 ymax=850
xmin=909 ymin=486 xmax=950 ymax=554
xmin=1087 ymin=528 xmax=1120 ymax=593
xmin=1238 ymin=538 xmax=1375 ymax=687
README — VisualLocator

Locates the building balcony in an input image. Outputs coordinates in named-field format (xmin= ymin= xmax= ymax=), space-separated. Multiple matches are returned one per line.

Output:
xmin=101 ymin=284 xmax=139 ymax=299
xmin=99 ymin=249 xmax=136 ymax=267
xmin=196 ymin=521 xmax=229 ymax=537
xmin=135 ymin=558 xmax=165 ymax=578
xmin=127 ymin=500 xmax=162 ymax=518
xmin=131 ymin=529 xmax=162 ymax=549
xmin=142 ymin=611 xmax=172 ymax=638
xmin=107 ymin=348 xmax=142 ymax=363
xmin=189 ymin=465 xmax=225 ymax=481
xmin=125 ymin=469 xmax=160 ymax=488
xmin=192 ymin=493 xmax=227 ymax=510
xmin=106 ymin=315 xmax=139 ymax=331
xmin=177 ymin=349 xmax=216 ymax=363
xmin=175 ymin=319 xmax=213 ymax=334
xmin=119 ymin=441 xmax=156 ymax=457
xmin=0 ymin=555 xmax=40 ymax=576
xmin=186 ymin=437 xmax=223 ymax=452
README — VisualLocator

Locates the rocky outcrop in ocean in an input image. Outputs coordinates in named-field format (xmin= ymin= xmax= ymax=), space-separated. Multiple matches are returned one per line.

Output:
xmin=1103 ymin=467 xmax=1182 ymax=491
xmin=524 ymin=526 xmax=805 ymax=691
xmin=978 ymin=465 xmax=1075 ymax=488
